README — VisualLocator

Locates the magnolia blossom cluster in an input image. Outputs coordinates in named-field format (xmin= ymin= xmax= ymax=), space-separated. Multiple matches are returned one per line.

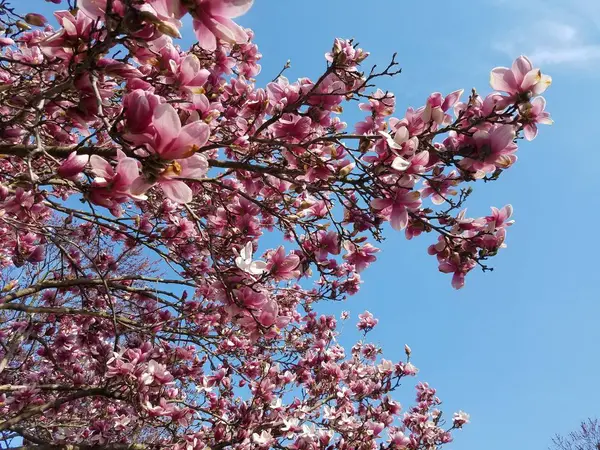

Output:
xmin=0 ymin=0 xmax=550 ymax=448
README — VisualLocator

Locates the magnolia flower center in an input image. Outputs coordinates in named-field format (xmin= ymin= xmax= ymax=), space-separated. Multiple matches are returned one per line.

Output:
xmin=163 ymin=161 xmax=183 ymax=177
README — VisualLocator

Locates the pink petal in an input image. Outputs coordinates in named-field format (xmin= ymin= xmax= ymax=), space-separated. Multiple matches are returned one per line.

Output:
xmin=530 ymin=96 xmax=546 ymax=115
xmin=451 ymin=272 xmax=465 ymax=289
xmin=178 ymin=121 xmax=210 ymax=150
xmin=193 ymin=18 xmax=217 ymax=51
xmin=532 ymin=74 xmax=552 ymax=95
xmin=489 ymin=67 xmax=513 ymax=92
xmin=153 ymin=103 xmax=181 ymax=155
xmin=521 ymin=69 xmax=542 ymax=91
xmin=130 ymin=177 xmax=155 ymax=197
xmin=390 ymin=206 xmax=408 ymax=231
xmin=161 ymin=179 xmax=192 ymax=203
xmin=178 ymin=154 xmax=209 ymax=179
xmin=370 ymin=198 xmax=393 ymax=211
xmin=537 ymin=113 xmax=554 ymax=125
xmin=490 ymin=125 xmax=515 ymax=151
xmin=393 ymin=126 xmax=409 ymax=145
xmin=210 ymin=15 xmax=249 ymax=44
xmin=113 ymin=158 xmax=140 ymax=190
xmin=179 ymin=55 xmax=201 ymax=85
xmin=90 ymin=155 xmax=113 ymax=179
xmin=208 ymin=0 xmax=254 ymax=18
xmin=511 ymin=56 xmax=533 ymax=85
xmin=78 ymin=0 xmax=107 ymax=19
xmin=523 ymin=123 xmax=538 ymax=141
xmin=442 ymin=89 xmax=464 ymax=111
xmin=58 ymin=152 xmax=89 ymax=178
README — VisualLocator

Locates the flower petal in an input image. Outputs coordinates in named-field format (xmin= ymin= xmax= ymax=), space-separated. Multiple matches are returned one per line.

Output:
xmin=161 ymin=179 xmax=192 ymax=203
xmin=489 ymin=67 xmax=512 ymax=92
xmin=391 ymin=156 xmax=410 ymax=172
xmin=153 ymin=103 xmax=182 ymax=155
xmin=209 ymin=0 xmax=254 ymax=18
xmin=178 ymin=154 xmax=209 ymax=179
xmin=390 ymin=206 xmax=408 ymax=231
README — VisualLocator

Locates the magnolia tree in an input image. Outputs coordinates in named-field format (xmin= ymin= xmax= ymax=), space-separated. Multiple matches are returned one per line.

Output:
xmin=0 ymin=0 xmax=552 ymax=448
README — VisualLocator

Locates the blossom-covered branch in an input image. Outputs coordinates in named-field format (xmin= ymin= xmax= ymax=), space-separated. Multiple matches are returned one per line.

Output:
xmin=0 ymin=0 xmax=551 ymax=448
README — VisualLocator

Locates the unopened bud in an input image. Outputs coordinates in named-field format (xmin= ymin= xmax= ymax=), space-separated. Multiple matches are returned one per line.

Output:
xmin=16 ymin=21 xmax=31 ymax=31
xmin=2 ymin=279 xmax=19 ymax=292
xmin=25 ymin=13 xmax=48 ymax=27
xmin=0 ymin=37 xmax=15 ymax=47
xmin=338 ymin=163 xmax=355 ymax=178
xmin=156 ymin=21 xmax=181 ymax=39
xmin=404 ymin=344 xmax=412 ymax=357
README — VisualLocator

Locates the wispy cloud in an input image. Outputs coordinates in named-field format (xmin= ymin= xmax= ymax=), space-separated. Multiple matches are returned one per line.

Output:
xmin=491 ymin=0 xmax=600 ymax=68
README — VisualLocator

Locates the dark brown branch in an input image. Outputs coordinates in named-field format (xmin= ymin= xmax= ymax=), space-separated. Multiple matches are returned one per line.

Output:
xmin=0 ymin=388 xmax=112 ymax=431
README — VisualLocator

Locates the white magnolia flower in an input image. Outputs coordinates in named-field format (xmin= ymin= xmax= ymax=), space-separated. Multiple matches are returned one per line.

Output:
xmin=252 ymin=430 xmax=273 ymax=446
xmin=453 ymin=410 xmax=470 ymax=427
xmin=391 ymin=156 xmax=411 ymax=172
xmin=234 ymin=242 xmax=267 ymax=275
xmin=379 ymin=131 xmax=402 ymax=150
xmin=378 ymin=130 xmax=414 ymax=172
xmin=282 ymin=417 xmax=299 ymax=432
xmin=393 ymin=126 xmax=410 ymax=146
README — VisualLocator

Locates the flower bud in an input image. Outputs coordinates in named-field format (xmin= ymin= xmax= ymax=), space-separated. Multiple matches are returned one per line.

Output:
xmin=156 ymin=21 xmax=181 ymax=39
xmin=338 ymin=163 xmax=355 ymax=178
xmin=58 ymin=151 xmax=89 ymax=179
xmin=16 ymin=21 xmax=31 ymax=31
xmin=0 ymin=37 xmax=15 ymax=47
xmin=25 ymin=13 xmax=48 ymax=27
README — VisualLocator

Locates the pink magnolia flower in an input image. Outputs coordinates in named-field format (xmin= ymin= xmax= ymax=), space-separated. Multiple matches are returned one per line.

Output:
xmin=357 ymin=311 xmax=378 ymax=332
xmin=438 ymin=255 xmax=476 ymax=290
xmin=235 ymin=286 xmax=267 ymax=309
xmin=123 ymin=90 xmax=162 ymax=137
xmin=488 ymin=204 xmax=514 ymax=228
xmin=257 ymin=299 xmax=279 ymax=328
xmin=422 ymin=170 xmax=459 ymax=205
xmin=371 ymin=188 xmax=422 ymax=231
xmin=359 ymin=88 xmax=395 ymax=116
xmin=176 ymin=54 xmax=210 ymax=94
xmin=141 ymin=0 xmax=187 ymax=36
xmin=132 ymin=154 xmax=209 ymax=204
xmin=490 ymin=56 xmax=552 ymax=99
xmin=266 ymin=247 xmax=300 ymax=280
xmin=422 ymin=89 xmax=463 ymax=125
xmin=41 ymin=11 xmax=95 ymax=60
xmin=140 ymin=360 xmax=174 ymax=385
xmin=89 ymin=150 xmax=145 ymax=208
xmin=148 ymin=103 xmax=210 ymax=160
xmin=313 ymin=230 xmax=341 ymax=260
xmin=57 ymin=151 xmax=89 ymax=179
xmin=342 ymin=241 xmax=379 ymax=272
xmin=459 ymin=124 xmax=517 ymax=178
xmin=389 ymin=430 xmax=411 ymax=448
xmin=519 ymin=96 xmax=553 ymax=140
xmin=190 ymin=0 xmax=254 ymax=51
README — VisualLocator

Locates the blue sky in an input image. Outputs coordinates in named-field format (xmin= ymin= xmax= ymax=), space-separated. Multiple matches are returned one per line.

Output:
xmin=27 ymin=0 xmax=600 ymax=448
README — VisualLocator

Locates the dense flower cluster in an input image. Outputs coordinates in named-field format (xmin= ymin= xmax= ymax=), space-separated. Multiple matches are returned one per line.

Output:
xmin=0 ymin=0 xmax=550 ymax=448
